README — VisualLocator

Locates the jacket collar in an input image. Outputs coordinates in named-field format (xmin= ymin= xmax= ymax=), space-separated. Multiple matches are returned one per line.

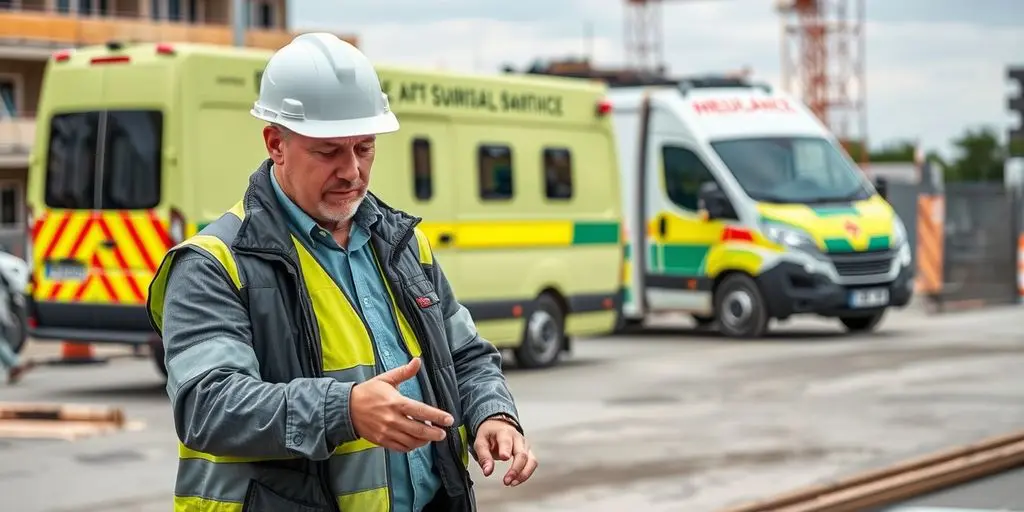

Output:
xmin=233 ymin=159 xmax=421 ymax=259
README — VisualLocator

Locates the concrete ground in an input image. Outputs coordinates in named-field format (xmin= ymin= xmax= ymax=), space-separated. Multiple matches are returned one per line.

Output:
xmin=2 ymin=303 xmax=1024 ymax=512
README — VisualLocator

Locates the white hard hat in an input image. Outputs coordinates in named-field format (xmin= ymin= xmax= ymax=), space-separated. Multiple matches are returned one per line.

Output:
xmin=251 ymin=32 xmax=399 ymax=139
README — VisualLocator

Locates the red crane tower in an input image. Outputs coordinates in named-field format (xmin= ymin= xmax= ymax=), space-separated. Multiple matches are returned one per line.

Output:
xmin=623 ymin=0 xmax=867 ymax=160
xmin=777 ymin=0 xmax=867 ymax=160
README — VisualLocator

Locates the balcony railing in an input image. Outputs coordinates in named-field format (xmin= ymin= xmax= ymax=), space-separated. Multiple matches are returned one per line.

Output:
xmin=0 ymin=10 xmax=357 ymax=51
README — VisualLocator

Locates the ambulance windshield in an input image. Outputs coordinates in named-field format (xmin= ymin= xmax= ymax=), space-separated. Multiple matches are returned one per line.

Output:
xmin=709 ymin=136 xmax=872 ymax=204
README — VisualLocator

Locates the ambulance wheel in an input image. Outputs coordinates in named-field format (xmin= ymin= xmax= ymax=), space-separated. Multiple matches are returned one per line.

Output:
xmin=839 ymin=310 xmax=886 ymax=333
xmin=515 ymin=294 xmax=564 ymax=369
xmin=714 ymin=274 xmax=769 ymax=339
xmin=691 ymin=314 xmax=715 ymax=328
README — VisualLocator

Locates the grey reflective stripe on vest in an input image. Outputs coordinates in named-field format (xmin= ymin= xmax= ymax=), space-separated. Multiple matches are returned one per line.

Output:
xmin=176 ymin=450 xmax=388 ymax=503
xmin=324 ymin=365 xmax=375 ymax=383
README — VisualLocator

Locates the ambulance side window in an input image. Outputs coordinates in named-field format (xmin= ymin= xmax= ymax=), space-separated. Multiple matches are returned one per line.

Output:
xmin=478 ymin=145 xmax=513 ymax=200
xmin=662 ymin=145 xmax=714 ymax=211
xmin=542 ymin=147 xmax=573 ymax=200
xmin=411 ymin=138 xmax=432 ymax=201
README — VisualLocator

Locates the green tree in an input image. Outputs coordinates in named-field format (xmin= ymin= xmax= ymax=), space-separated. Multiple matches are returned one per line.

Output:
xmin=945 ymin=126 xmax=1006 ymax=182
xmin=869 ymin=140 xmax=917 ymax=162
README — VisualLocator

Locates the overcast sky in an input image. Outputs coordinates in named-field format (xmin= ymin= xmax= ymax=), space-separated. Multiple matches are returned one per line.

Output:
xmin=291 ymin=0 xmax=1024 ymax=159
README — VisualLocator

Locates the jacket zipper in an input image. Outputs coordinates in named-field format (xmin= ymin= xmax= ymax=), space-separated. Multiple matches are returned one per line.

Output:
xmin=388 ymin=220 xmax=473 ymax=504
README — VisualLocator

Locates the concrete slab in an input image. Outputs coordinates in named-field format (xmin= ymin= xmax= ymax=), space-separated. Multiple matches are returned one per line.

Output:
xmin=1 ymin=304 xmax=1023 ymax=511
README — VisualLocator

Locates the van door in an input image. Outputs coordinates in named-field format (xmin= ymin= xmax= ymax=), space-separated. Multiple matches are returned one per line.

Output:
xmin=644 ymin=138 xmax=725 ymax=314
xmin=36 ymin=109 xmax=165 ymax=312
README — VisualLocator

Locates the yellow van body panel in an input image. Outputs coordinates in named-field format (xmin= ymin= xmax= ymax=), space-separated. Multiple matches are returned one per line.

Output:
xmin=26 ymin=42 xmax=623 ymax=355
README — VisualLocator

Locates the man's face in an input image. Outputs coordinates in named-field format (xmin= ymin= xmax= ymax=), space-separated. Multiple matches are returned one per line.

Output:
xmin=263 ymin=125 xmax=376 ymax=226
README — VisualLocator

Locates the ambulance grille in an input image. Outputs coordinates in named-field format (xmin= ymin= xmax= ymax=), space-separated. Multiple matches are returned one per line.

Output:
xmin=828 ymin=250 xmax=894 ymax=277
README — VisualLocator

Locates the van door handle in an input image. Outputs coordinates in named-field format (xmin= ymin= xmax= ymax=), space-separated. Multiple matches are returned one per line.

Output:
xmin=658 ymin=217 xmax=667 ymax=236
xmin=438 ymin=233 xmax=453 ymax=245
xmin=100 ymin=239 xmax=116 ymax=249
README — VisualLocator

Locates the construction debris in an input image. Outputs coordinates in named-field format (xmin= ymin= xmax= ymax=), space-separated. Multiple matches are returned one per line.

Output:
xmin=0 ymin=402 xmax=131 ymax=441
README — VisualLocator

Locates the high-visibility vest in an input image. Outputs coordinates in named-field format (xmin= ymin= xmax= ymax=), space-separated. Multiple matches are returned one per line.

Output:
xmin=148 ymin=200 xmax=470 ymax=512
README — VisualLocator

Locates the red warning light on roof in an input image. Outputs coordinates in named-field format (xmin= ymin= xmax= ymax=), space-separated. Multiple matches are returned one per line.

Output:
xmin=52 ymin=49 xmax=72 ymax=62
xmin=596 ymin=98 xmax=613 ymax=116
xmin=692 ymin=97 xmax=795 ymax=115
xmin=156 ymin=43 xmax=176 ymax=55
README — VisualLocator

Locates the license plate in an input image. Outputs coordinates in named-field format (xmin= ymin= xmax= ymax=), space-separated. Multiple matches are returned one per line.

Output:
xmin=849 ymin=287 xmax=889 ymax=308
xmin=45 ymin=261 xmax=88 ymax=281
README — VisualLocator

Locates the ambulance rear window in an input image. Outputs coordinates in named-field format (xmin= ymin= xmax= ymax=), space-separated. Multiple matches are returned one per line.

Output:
xmin=45 ymin=110 xmax=162 ymax=210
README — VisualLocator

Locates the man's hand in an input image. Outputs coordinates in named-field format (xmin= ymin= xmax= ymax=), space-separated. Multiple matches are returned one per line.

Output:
xmin=351 ymin=358 xmax=455 ymax=452
xmin=473 ymin=417 xmax=538 ymax=487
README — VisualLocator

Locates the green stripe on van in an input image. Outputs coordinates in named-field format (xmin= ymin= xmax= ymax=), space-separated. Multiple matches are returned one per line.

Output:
xmin=662 ymin=244 xmax=711 ymax=275
xmin=811 ymin=205 xmax=860 ymax=217
xmin=824 ymin=235 xmax=891 ymax=253
xmin=571 ymin=222 xmax=620 ymax=245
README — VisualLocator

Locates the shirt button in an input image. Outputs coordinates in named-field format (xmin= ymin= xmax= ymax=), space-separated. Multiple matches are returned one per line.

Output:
xmin=292 ymin=433 xmax=304 ymax=445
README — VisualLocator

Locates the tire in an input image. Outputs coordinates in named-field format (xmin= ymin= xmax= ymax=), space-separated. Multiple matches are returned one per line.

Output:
xmin=691 ymin=314 xmax=715 ymax=328
xmin=714 ymin=273 xmax=769 ymax=338
xmin=4 ymin=299 xmax=27 ymax=354
xmin=839 ymin=310 xmax=886 ymax=333
xmin=514 ymin=294 xmax=565 ymax=369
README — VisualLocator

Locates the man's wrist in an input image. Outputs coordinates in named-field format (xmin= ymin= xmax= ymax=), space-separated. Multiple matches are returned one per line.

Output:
xmin=485 ymin=413 xmax=521 ymax=431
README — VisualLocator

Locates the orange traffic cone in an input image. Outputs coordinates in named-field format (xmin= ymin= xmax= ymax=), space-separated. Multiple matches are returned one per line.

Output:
xmin=58 ymin=341 xmax=104 ymax=365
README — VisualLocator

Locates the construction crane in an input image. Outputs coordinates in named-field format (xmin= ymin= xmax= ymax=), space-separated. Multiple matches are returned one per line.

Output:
xmin=777 ymin=0 xmax=867 ymax=160
xmin=624 ymin=0 xmax=867 ymax=159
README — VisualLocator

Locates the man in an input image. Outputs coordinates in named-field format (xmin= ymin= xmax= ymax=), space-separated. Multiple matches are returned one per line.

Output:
xmin=146 ymin=32 xmax=537 ymax=512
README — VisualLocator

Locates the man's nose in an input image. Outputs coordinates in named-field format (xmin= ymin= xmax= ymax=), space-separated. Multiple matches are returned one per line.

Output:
xmin=333 ymin=150 xmax=361 ymax=180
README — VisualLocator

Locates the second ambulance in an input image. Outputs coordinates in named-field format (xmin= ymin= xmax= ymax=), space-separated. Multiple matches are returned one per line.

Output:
xmin=610 ymin=79 xmax=914 ymax=337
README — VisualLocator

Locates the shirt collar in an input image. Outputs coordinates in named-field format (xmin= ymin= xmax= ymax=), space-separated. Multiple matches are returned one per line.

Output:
xmin=269 ymin=165 xmax=375 ymax=252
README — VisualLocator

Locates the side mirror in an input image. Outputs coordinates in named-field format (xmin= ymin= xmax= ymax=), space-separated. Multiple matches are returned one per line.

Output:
xmin=698 ymin=181 xmax=734 ymax=220
xmin=873 ymin=176 xmax=889 ymax=200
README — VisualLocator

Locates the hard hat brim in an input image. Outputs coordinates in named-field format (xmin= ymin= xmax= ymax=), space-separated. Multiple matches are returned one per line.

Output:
xmin=252 ymin=110 xmax=400 ymax=139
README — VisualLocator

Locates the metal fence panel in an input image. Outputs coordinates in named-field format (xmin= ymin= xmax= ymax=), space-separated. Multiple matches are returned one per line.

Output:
xmin=942 ymin=182 xmax=1019 ymax=305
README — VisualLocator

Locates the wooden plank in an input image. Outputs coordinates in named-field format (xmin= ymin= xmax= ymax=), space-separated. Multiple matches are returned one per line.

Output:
xmin=721 ymin=429 xmax=1024 ymax=512
xmin=0 ymin=402 xmax=125 ymax=425
xmin=0 ymin=419 xmax=123 ymax=441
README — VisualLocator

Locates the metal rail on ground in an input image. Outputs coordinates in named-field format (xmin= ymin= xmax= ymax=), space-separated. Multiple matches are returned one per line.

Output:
xmin=720 ymin=429 xmax=1024 ymax=512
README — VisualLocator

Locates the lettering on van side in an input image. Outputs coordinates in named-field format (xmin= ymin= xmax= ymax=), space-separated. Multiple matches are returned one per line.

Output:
xmin=380 ymin=80 xmax=564 ymax=116
xmin=691 ymin=97 xmax=794 ymax=115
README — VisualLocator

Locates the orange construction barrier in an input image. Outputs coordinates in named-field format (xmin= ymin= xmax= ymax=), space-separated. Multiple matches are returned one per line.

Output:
xmin=915 ymin=194 xmax=944 ymax=296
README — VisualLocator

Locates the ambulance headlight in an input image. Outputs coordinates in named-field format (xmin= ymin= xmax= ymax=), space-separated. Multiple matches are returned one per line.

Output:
xmin=761 ymin=222 xmax=824 ymax=259
xmin=891 ymin=215 xmax=908 ymax=248
xmin=892 ymin=216 xmax=912 ymax=266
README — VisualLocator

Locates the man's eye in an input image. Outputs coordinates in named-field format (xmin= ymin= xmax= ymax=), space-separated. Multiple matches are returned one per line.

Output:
xmin=358 ymin=144 xmax=375 ymax=154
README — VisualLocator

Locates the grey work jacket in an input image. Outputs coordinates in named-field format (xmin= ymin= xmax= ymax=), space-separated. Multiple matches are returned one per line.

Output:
xmin=151 ymin=159 xmax=522 ymax=512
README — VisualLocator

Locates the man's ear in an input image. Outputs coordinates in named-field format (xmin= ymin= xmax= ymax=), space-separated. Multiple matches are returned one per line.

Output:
xmin=263 ymin=125 xmax=286 ymax=165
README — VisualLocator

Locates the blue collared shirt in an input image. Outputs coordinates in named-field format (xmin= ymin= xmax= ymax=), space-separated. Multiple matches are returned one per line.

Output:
xmin=270 ymin=169 xmax=441 ymax=512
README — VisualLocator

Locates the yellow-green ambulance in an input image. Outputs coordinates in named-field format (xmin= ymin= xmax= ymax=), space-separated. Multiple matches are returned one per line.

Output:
xmin=609 ymin=79 xmax=914 ymax=337
xmin=25 ymin=41 xmax=623 ymax=374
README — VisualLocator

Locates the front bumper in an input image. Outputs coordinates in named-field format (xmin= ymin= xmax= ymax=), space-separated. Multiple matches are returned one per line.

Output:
xmin=26 ymin=298 xmax=158 ymax=345
xmin=755 ymin=260 xmax=914 ymax=319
